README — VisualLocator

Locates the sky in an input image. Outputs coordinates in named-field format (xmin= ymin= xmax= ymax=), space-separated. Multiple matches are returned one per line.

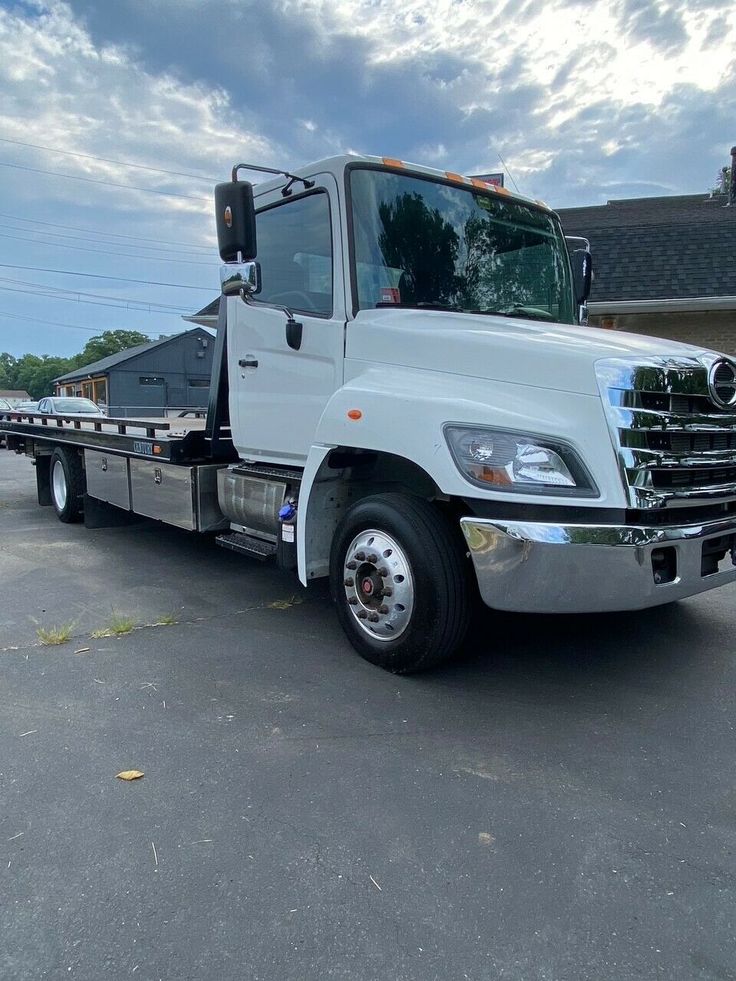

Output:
xmin=0 ymin=0 xmax=734 ymax=358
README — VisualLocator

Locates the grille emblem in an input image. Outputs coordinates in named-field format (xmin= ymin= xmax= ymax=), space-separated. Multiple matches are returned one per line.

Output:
xmin=707 ymin=358 xmax=736 ymax=409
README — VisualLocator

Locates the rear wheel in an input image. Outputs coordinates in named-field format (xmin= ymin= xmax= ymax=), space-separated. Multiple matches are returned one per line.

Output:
xmin=50 ymin=447 xmax=84 ymax=523
xmin=329 ymin=493 xmax=470 ymax=673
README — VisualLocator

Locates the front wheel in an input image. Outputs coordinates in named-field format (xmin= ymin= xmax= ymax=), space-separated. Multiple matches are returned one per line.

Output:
xmin=329 ymin=493 xmax=470 ymax=673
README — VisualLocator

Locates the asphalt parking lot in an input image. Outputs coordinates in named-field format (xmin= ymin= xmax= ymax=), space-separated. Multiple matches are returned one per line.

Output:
xmin=1 ymin=449 xmax=735 ymax=981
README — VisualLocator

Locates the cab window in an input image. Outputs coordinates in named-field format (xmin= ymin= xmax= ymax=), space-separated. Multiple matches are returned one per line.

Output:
xmin=256 ymin=191 xmax=333 ymax=317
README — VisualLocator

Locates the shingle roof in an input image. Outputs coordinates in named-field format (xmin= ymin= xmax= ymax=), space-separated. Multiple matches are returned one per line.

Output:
xmin=557 ymin=194 xmax=736 ymax=303
xmin=54 ymin=330 xmax=205 ymax=383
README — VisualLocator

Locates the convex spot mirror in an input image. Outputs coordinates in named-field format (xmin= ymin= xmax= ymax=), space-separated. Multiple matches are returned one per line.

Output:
xmin=215 ymin=180 xmax=257 ymax=261
xmin=220 ymin=261 xmax=261 ymax=297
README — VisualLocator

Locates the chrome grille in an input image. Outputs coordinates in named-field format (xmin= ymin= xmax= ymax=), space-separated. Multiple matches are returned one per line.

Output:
xmin=597 ymin=355 xmax=736 ymax=508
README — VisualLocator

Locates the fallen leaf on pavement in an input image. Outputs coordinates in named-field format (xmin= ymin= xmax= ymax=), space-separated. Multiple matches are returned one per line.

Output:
xmin=116 ymin=770 xmax=144 ymax=781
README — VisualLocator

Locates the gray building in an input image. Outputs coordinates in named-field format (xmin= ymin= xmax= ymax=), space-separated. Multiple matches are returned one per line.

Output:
xmin=54 ymin=328 xmax=214 ymax=417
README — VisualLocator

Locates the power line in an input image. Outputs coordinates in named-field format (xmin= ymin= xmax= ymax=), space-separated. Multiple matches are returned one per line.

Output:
xmin=0 ymin=309 xmax=175 ymax=335
xmin=0 ymin=220 xmax=214 ymax=258
xmin=0 ymin=211 xmax=213 ymax=251
xmin=0 ymin=261 xmax=214 ymax=290
xmin=0 ymin=275 xmax=192 ymax=309
xmin=0 ymin=160 xmax=210 ymax=201
xmin=0 ymin=136 xmax=220 ymax=182
xmin=0 ymin=229 xmax=218 ymax=266
xmin=0 ymin=284 xmax=191 ymax=315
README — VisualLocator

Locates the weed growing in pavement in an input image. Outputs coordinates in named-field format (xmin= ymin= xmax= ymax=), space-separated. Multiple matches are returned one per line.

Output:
xmin=153 ymin=612 xmax=177 ymax=626
xmin=91 ymin=613 xmax=135 ymax=638
xmin=37 ymin=622 xmax=75 ymax=646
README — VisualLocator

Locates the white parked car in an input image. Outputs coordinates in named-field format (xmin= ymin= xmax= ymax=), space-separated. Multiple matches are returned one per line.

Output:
xmin=37 ymin=397 xmax=105 ymax=416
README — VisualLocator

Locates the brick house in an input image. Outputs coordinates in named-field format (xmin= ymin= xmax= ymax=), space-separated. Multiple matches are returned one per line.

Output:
xmin=557 ymin=190 xmax=736 ymax=356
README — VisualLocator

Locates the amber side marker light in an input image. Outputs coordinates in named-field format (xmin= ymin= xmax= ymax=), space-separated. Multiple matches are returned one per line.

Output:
xmin=382 ymin=158 xmax=404 ymax=168
xmin=347 ymin=409 xmax=363 ymax=420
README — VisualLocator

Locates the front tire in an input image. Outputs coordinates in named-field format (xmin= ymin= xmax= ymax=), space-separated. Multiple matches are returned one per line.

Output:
xmin=50 ymin=447 xmax=84 ymax=523
xmin=330 ymin=493 xmax=470 ymax=673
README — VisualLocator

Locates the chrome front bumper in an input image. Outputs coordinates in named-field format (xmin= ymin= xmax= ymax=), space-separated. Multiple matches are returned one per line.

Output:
xmin=460 ymin=515 xmax=736 ymax=613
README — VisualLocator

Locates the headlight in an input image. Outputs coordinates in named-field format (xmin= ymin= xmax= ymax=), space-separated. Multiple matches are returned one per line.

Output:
xmin=444 ymin=425 xmax=598 ymax=496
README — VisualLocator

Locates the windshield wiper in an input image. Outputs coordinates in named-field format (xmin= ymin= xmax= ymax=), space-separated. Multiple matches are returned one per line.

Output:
xmin=374 ymin=301 xmax=465 ymax=312
xmin=473 ymin=305 xmax=555 ymax=322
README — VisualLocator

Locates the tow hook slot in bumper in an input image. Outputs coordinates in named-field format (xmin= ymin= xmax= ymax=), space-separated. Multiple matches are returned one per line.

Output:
xmin=461 ymin=516 xmax=736 ymax=614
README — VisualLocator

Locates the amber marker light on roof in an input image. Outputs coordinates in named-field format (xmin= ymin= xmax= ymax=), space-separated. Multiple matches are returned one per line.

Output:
xmin=347 ymin=409 xmax=363 ymax=420
xmin=470 ymin=178 xmax=494 ymax=190
xmin=445 ymin=172 xmax=465 ymax=183
xmin=382 ymin=158 xmax=404 ymax=168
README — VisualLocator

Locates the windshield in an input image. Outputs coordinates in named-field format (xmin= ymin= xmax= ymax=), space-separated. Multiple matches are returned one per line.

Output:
xmin=349 ymin=167 xmax=575 ymax=324
xmin=54 ymin=399 xmax=100 ymax=413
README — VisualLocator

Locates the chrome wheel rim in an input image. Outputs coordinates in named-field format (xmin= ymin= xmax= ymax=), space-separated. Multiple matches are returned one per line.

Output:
xmin=52 ymin=459 xmax=67 ymax=511
xmin=342 ymin=529 xmax=414 ymax=641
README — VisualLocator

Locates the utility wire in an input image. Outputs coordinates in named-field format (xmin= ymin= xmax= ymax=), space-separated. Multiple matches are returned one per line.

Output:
xmin=0 ymin=221 xmax=214 ymax=258
xmin=0 ymin=261 xmax=213 ymax=290
xmin=0 ymin=283 xmax=191 ymax=314
xmin=0 ymin=136 xmax=220 ymax=182
xmin=0 ymin=160 xmax=210 ymax=201
xmin=0 ymin=309 xmax=175 ymax=335
xmin=0 ymin=230 xmax=218 ymax=266
xmin=0 ymin=274 xmax=194 ymax=308
xmin=0 ymin=211 xmax=213 ymax=251
xmin=0 ymin=219 xmax=214 ymax=256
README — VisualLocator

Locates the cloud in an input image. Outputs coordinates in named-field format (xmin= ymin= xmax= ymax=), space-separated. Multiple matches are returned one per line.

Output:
xmin=0 ymin=0 xmax=735 ymax=357
xmin=614 ymin=0 xmax=688 ymax=53
xmin=0 ymin=0 xmax=284 ymax=243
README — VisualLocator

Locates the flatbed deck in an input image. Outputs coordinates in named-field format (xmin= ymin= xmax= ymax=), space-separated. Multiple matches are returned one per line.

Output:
xmin=1 ymin=411 xmax=220 ymax=464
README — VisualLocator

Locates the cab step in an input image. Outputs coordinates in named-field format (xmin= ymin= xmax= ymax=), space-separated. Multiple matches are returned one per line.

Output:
xmin=215 ymin=531 xmax=277 ymax=561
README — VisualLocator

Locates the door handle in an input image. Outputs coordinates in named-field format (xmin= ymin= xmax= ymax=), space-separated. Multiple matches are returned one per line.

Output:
xmin=239 ymin=357 xmax=258 ymax=368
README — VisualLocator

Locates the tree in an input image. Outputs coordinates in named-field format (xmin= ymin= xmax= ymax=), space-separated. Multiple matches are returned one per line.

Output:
xmin=0 ymin=352 xmax=18 ymax=390
xmin=13 ymin=354 xmax=75 ymax=399
xmin=73 ymin=330 xmax=150 ymax=368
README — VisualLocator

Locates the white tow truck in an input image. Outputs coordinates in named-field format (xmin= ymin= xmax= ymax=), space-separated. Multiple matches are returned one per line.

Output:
xmin=3 ymin=154 xmax=736 ymax=672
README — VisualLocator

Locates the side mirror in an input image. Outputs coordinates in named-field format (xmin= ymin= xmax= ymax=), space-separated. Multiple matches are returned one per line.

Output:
xmin=214 ymin=180 xmax=257 ymax=261
xmin=220 ymin=261 xmax=261 ymax=297
xmin=570 ymin=248 xmax=592 ymax=305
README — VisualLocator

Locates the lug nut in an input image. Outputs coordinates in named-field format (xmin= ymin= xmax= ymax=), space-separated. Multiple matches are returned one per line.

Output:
xmin=378 ymin=566 xmax=388 ymax=577
xmin=346 ymin=561 xmax=357 ymax=570
xmin=344 ymin=577 xmax=354 ymax=587
xmin=357 ymin=610 xmax=368 ymax=619
xmin=369 ymin=613 xmax=380 ymax=622
xmin=379 ymin=605 xmax=389 ymax=615
xmin=355 ymin=551 xmax=366 ymax=561
xmin=348 ymin=596 xmax=358 ymax=605
xmin=367 ymin=553 xmax=378 ymax=564
xmin=382 ymin=587 xmax=393 ymax=597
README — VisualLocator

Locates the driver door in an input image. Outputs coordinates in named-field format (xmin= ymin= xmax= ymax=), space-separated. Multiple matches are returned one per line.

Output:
xmin=228 ymin=174 xmax=345 ymax=465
